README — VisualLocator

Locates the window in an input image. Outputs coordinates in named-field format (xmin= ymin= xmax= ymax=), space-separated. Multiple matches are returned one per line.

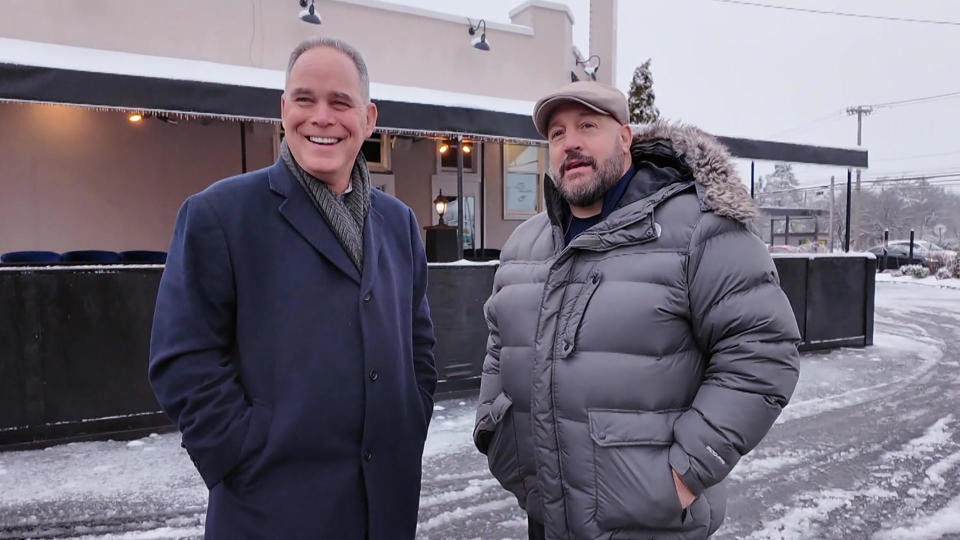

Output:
xmin=361 ymin=133 xmax=390 ymax=171
xmin=503 ymin=144 xmax=544 ymax=220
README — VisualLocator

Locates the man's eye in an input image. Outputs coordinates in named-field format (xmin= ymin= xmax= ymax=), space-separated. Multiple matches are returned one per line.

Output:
xmin=295 ymin=97 xmax=312 ymax=103
xmin=582 ymin=122 xmax=596 ymax=129
xmin=549 ymin=130 xmax=563 ymax=140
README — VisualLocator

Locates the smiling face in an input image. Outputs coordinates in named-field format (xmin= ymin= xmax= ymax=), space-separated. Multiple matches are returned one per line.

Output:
xmin=546 ymin=103 xmax=633 ymax=213
xmin=281 ymin=46 xmax=377 ymax=193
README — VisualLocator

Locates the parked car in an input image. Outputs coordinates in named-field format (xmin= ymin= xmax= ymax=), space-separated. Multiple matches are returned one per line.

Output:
xmin=886 ymin=239 xmax=954 ymax=256
xmin=868 ymin=244 xmax=928 ymax=271
xmin=885 ymin=240 xmax=956 ymax=270
xmin=768 ymin=244 xmax=798 ymax=254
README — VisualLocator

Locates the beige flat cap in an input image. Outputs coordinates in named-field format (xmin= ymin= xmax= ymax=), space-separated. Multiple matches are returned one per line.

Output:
xmin=533 ymin=81 xmax=629 ymax=137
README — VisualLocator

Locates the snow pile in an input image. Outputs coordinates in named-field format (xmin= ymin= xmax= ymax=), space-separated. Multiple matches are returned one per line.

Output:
xmin=876 ymin=271 xmax=960 ymax=290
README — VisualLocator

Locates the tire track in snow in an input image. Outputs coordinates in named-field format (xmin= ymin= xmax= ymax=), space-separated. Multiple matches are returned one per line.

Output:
xmin=717 ymin=291 xmax=960 ymax=539
xmin=737 ymin=415 xmax=958 ymax=539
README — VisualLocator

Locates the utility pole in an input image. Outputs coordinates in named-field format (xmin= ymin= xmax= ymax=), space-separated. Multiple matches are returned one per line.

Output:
xmin=829 ymin=175 xmax=835 ymax=251
xmin=846 ymin=105 xmax=873 ymax=250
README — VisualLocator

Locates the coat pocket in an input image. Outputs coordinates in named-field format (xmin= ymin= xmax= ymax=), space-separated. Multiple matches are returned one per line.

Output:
xmin=485 ymin=393 xmax=524 ymax=501
xmin=224 ymin=399 xmax=272 ymax=492
xmin=588 ymin=408 xmax=685 ymax=531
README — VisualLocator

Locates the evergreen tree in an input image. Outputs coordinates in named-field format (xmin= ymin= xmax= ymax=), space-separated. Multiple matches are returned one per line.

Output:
xmin=757 ymin=163 xmax=803 ymax=208
xmin=627 ymin=59 xmax=660 ymax=124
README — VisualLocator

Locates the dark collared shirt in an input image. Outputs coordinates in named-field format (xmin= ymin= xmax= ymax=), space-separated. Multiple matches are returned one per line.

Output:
xmin=564 ymin=165 xmax=636 ymax=245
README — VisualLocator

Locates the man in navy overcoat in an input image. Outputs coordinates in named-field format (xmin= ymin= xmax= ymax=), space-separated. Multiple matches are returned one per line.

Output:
xmin=148 ymin=38 xmax=437 ymax=539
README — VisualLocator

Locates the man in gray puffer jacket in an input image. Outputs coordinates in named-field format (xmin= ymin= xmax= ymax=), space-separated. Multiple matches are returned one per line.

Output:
xmin=474 ymin=81 xmax=800 ymax=540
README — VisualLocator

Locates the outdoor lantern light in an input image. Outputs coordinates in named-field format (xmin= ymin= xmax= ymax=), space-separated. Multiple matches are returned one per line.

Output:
xmin=127 ymin=113 xmax=143 ymax=123
xmin=438 ymin=140 xmax=471 ymax=154
xmin=468 ymin=19 xmax=490 ymax=51
xmin=577 ymin=55 xmax=601 ymax=81
xmin=433 ymin=190 xmax=457 ymax=226
xmin=298 ymin=0 xmax=321 ymax=24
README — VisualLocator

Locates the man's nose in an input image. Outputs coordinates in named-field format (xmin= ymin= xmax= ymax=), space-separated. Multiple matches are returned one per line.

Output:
xmin=562 ymin=133 xmax=583 ymax=154
xmin=309 ymin=103 xmax=336 ymax=126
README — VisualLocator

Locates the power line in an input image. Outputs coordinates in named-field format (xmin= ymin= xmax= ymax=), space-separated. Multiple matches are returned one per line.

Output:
xmin=756 ymin=172 xmax=960 ymax=195
xmin=864 ymin=166 xmax=960 ymax=178
xmin=867 ymin=90 xmax=960 ymax=109
xmin=874 ymin=150 xmax=960 ymax=163
xmin=766 ymin=109 xmax=845 ymax=138
xmin=710 ymin=0 xmax=960 ymax=26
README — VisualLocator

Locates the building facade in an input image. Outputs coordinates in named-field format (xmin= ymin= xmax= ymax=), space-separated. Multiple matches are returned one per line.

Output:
xmin=0 ymin=0 xmax=618 ymax=254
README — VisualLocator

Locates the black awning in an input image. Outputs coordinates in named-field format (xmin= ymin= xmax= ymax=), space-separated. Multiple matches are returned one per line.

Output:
xmin=718 ymin=135 xmax=868 ymax=168
xmin=0 ymin=62 xmax=867 ymax=167
xmin=1 ymin=62 xmax=281 ymax=119
xmin=0 ymin=62 xmax=541 ymax=139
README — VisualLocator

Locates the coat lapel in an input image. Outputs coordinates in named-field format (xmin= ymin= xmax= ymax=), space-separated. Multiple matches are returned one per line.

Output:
xmin=359 ymin=193 xmax=385 ymax=296
xmin=267 ymin=161 xmax=362 ymax=284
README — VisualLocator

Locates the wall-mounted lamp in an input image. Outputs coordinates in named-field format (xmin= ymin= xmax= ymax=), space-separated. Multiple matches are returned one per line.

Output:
xmin=468 ymin=19 xmax=490 ymax=51
xmin=298 ymin=0 xmax=321 ymax=24
xmin=577 ymin=55 xmax=601 ymax=81
xmin=127 ymin=112 xmax=179 ymax=125
xmin=433 ymin=190 xmax=457 ymax=226
xmin=438 ymin=139 xmax=470 ymax=154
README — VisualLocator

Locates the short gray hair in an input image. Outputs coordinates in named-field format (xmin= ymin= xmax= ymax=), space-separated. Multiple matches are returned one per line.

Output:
xmin=285 ymin=37 xmax=370 ymax=103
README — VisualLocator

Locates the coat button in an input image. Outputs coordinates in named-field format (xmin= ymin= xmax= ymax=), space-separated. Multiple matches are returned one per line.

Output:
xmin=369 ymin=369 xmax=379 ymax=381
xmin=562 ymin=341 xmax=572 ymax=353
xmin=363 ymin=292 xmax=373 ymax=302
xmin=597 ymin=432 xmax=606 ymax=440
xmin=364 ymin=450 xmax=373 ymax=462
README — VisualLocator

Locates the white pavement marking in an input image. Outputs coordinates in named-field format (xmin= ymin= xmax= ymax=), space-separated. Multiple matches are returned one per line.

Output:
xmin=65 ymin=525 xmax=204 ymax=539
xmin=417 ymin=497 xmax=517 ymax=532
xmin=420 ymin=478 xmax=501 ymax=507
xmin=873 ymin=494 xmax=960 ymax=540
xmin=925 ymin=450 xmax=960 ymax=487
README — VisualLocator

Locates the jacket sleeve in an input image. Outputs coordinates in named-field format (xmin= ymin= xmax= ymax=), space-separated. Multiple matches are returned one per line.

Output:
xmin=473 ymin=278 xmax=504 ymax=454
xmin=148 ymin=195 xmax=260 ymax=489
xmin=669 ymin=213 xmax=801 ymax=496
xmin=409 ymin=208 xmax=438 ymax=426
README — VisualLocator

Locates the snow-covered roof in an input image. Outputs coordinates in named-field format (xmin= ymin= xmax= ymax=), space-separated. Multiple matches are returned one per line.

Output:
xmin=0 ymin=37 xmax=535 ymax=117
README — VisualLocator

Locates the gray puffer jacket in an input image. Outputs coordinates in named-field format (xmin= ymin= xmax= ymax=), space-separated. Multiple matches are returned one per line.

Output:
xmin=474 ymin=123 xmax=801 ymax=539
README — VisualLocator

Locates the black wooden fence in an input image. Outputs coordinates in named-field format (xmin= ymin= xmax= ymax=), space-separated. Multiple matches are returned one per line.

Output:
xmin=0 ymin=256 xmax=873 ymax=448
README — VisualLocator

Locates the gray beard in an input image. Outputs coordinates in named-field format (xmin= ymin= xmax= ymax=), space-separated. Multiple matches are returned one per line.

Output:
xmin=556 ymin=152 xmax=627 ymax=208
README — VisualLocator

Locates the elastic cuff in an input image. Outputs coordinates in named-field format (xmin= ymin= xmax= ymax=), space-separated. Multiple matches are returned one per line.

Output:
xmin=669 ymin=443 xmax=705 ymax=496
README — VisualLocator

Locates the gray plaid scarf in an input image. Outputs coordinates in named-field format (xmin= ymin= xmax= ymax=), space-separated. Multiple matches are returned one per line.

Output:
xmin=280 ymin=139 xmax=371 ymax=272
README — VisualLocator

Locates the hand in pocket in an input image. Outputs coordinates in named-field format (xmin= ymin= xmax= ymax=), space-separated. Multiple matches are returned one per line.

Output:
xmin=672 ymin=468 xmax=696 ymax=509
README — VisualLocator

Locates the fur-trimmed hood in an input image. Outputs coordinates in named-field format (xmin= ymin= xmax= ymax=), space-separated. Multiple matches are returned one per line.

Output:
xmin=630 ymin=122 xmax=757 ymax=223
xmin=544 ymin=121 xmax=758 ymax=226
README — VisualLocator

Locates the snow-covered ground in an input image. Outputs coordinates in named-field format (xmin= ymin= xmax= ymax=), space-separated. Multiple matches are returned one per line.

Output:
xmin=2 ymin=281 xmax=959 ymax=539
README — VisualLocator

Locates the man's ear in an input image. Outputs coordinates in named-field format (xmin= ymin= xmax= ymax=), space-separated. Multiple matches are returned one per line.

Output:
xmin=619 ymin=123 xmax=633 ymax=152
xmin=364 ymin=102 xmax=378 ymax=138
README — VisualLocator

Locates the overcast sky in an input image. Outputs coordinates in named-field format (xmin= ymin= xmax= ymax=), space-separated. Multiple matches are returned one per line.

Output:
xmin=398 ymin=0 xmax=960 ymax=187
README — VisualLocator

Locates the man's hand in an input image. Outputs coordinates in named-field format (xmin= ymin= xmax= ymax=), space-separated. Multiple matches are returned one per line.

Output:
xmin=672 ymin=468 xmax=696 ymax=509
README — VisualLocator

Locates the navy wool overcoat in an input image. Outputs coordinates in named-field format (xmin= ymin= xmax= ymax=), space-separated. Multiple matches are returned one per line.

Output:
xmin=149 ymin=159 xmax=437 ymax=539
